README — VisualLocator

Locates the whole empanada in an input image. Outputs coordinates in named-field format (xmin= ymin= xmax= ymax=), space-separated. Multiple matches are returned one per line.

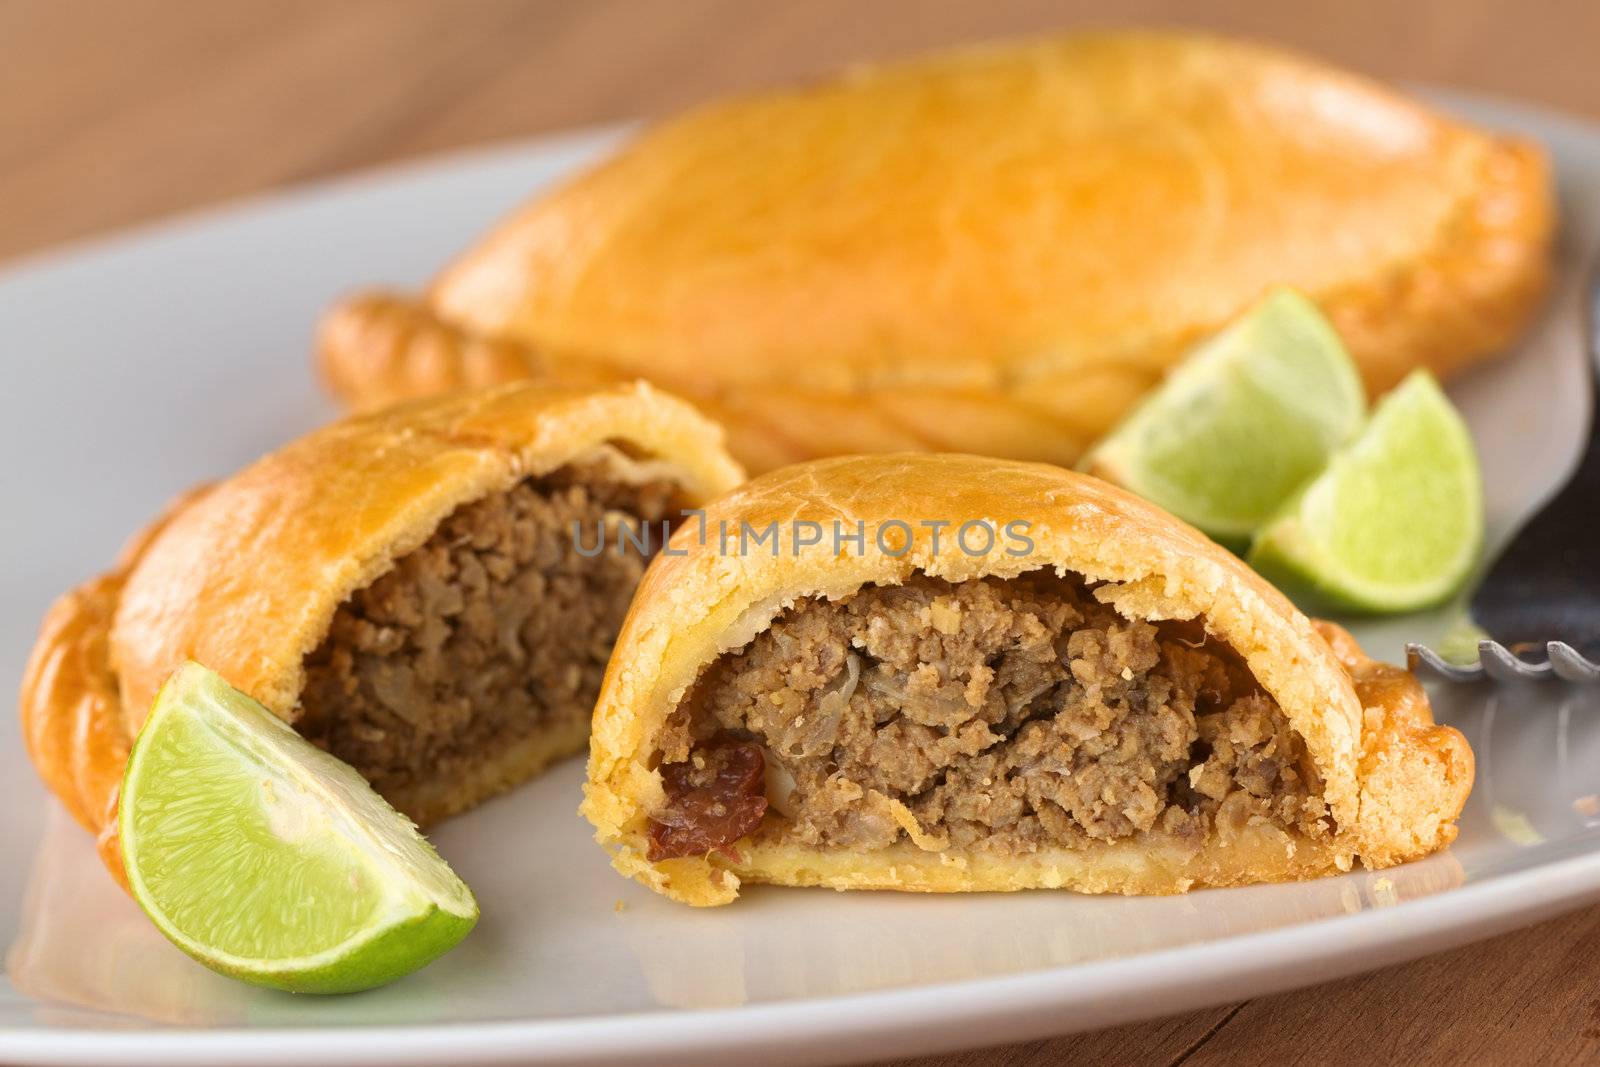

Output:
xmin=320 ymin=31 xmax=1552 ymax=473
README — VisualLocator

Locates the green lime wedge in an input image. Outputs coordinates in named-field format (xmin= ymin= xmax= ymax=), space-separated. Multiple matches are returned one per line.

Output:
xmin=1247 ymin=370 xmax=1483 ymax=613
xmin=120 ymin=663 xmax=478 ymax=994
xmin=1081 ymin=287 xmax=1365 ymax=544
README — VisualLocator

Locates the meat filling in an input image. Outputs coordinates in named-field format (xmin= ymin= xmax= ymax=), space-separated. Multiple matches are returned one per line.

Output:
xmin=298 ymin=460 xmax=677 ymax=811
xmin=653 ymin=572 xmax=1332 ymax=858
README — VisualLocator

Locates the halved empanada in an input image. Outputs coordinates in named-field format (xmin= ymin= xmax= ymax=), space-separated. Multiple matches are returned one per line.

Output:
xmin=582 ymin=454 xmax=1471 ymax=905
xmin=21 ymin=381 xmax=742 ymax=883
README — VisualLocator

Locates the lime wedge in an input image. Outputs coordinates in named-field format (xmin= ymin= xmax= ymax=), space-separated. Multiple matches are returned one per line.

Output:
xmin=1081 ymin=288 xmax=1365 ymax=544
xmin=120 ymin=663 xmax=478 ymax=994
xmin=1247 ymin=370 xmax=1483 ymax=613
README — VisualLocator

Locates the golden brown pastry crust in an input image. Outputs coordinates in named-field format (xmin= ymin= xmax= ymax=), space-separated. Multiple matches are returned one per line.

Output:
xmin=581 ymin=454 xmax=1472 ymax=905
xmin=318 ymin=30 xmax=1552 ymax=473
xmin=20 ymin=381 xmax=743 ymax=883
xmin=17 ymin=488 xmax=208 ymax=888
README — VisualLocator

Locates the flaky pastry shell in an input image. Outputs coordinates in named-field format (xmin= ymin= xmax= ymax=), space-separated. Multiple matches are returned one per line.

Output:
xmin=582 ymin=454 xmax=1472 ymax=905
xmin=320 ymin=30 xmax=1551 ymax=473
xmin=20 ymin=381 xmax=743 ymax=884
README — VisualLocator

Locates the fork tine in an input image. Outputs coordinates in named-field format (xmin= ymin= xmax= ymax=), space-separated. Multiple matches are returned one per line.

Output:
xmin=1480 ymin=640 xmax=1552 ymax=682
xmin=1405 ymin=640 xmax=1600 ymax=684
xmin=1548 ymin=642 xmax=1600 ymax=683
xmin=1406 ymin=642 xmax=1485 ymax=682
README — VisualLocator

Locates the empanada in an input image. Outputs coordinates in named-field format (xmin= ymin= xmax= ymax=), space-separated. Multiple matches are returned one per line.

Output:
xmin=21 ymin=382 xmax=743 ymax=882
xmin=582 ymin=455 xmax=1472 ymax=905
xmin=320 ymin=30 xmax=1551 ymax=473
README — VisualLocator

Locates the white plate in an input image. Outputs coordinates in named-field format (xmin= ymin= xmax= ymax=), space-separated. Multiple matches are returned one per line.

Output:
xmin=1 ymin=91 xmax=1598 ymax=1067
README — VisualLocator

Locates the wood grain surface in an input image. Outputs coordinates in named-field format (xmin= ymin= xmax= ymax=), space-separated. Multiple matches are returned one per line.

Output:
xmin=4 ymin=2 xmax=1597 ymax=1063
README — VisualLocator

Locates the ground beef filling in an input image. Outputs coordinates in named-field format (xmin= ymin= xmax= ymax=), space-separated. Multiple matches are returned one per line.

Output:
xmin=651 ymin=573 xmax=1332 ymax=859
xmin=298 ymin=462 xmax=677 ymax=807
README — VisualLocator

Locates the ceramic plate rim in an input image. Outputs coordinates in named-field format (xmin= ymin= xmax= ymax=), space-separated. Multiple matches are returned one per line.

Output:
xmin=8 ymin=846 xmax=1600 ymax=1066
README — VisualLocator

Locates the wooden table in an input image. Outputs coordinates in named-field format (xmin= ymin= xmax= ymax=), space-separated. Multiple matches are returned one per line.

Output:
xmin=5 ymin=2 xmax=1597 ymax=1062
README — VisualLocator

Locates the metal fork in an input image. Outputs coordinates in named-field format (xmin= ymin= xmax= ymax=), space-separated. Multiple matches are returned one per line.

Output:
xmin=1408 ymin=259 xmax=1600 ymax=683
